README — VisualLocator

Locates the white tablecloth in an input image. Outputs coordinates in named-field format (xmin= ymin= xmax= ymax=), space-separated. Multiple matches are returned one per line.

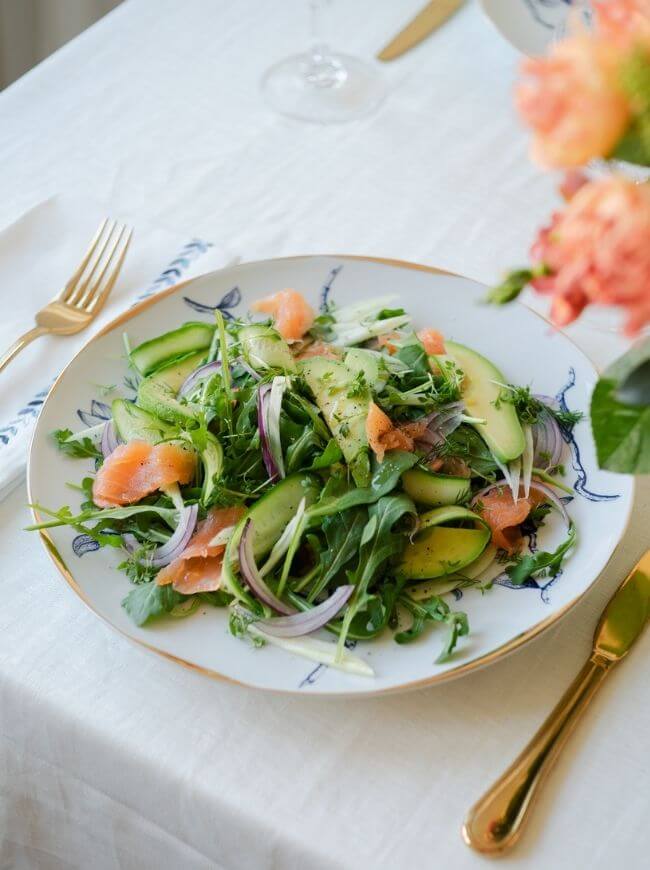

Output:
xmin=1 ymin=2 xmax=648 ymax=868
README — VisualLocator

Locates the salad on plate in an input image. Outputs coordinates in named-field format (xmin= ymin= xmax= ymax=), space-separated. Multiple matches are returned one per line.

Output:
xmin=30 ymin=288 xmax=580 ymax=676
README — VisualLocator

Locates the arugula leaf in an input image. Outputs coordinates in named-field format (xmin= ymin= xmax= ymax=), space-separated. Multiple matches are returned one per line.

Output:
xmin=590 ymin=339 xmax=650 ymax=474
xmin=53 ymin=428 xmax=103 ymax=461
xmin=27 ymin=503 xmax=178 ymax=531
xmin=396 ymin=594 xmax=469 ymax=662
xmin=309 ymin=438 xmax=343 ymax=470
xmin=308 ymin=508 xmax=367 ymax=602
xmin=335 ymin=493 xmax=417 ymax=656
xmin=436 ymin=425 xmax=497 ymax=479
xmin=122 ymin=582 xmax=184 ymax=626
xmin=309 ymin=450 xmax=418 ymax=518
xmin=377 ymin=307 xmax=406 ymax=319
xmin=506 ymin=524 xmax=576 ymax=586
xmin=395 ymin=336 xmax=430 ymax=379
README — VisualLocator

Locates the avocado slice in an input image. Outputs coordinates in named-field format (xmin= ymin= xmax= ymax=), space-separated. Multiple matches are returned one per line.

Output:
xmin=401 ymin=468 xmax=471 ymax=507
xmin=397 ymin=504 xmax=490 ymax=581
xmin=300 ymin=356 xmax=370 ymax=484
xmin=446 ymin=340 xmax=525 ymax=463
xmin=398 ymin=526 xmax=491 ymax=581
xmin=137 ymin=350 xmax=206 ymax=426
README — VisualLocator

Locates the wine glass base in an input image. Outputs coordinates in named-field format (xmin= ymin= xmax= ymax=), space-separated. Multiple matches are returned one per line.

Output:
xmin=261 ymin=52 xmax=386 ymax=123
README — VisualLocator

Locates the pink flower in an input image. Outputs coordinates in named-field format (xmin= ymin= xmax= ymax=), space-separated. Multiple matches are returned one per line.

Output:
xmin=515 ymin=36 xmax=630 ymax=167
xmin=530 ymin=176 xmax=650 ymax=334
xmin=559 ymin=169 xmax=589 ymax=201
xmin=594 ymin=0 xmax=650 ymax=50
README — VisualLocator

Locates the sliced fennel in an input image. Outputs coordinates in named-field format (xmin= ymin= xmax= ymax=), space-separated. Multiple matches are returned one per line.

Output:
xmin=521 ymin=425 xmax=534 ymax=498
xmin=260 ymin=497 xmax=306 ymax=578
xmin=61 ymin=422 xmax=106 ymax=446
xmin=267 ymin=376 xmax=288 ymax=478
xmin=247 ymin=622 xmax=374 ymax=676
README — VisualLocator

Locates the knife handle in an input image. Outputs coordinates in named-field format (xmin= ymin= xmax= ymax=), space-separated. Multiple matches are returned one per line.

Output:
xmin=462 ymin=657 xmax=610 ymax=854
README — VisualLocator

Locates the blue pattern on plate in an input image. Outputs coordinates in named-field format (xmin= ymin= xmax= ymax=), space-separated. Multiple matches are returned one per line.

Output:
xmin=320 ymin=265 xmax=343 ymax=312
xmin=523 ymin=0 xmax=573 ymax=29
xmin=183 ymin=286 xmax=242 ymax=319
xmin=556 ymin=368 xmax=618 ymax=502
xmin=72 ymin=534 xmax=100 ymax=556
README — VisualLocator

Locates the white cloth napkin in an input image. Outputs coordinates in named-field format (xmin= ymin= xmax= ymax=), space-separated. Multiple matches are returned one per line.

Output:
xmin=0 ymin=195 xmax=235 ymax=500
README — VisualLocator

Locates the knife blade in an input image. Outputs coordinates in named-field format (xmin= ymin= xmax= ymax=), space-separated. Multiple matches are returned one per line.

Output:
xmin=592 ymin=550 xmax=650 ymax=662
xmin=377 ymin=0 xmax=465 ymax=62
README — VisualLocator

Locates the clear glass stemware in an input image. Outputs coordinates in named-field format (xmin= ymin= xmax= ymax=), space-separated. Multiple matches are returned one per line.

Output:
xmin=261 ymin=0 xmax=386 ymax=124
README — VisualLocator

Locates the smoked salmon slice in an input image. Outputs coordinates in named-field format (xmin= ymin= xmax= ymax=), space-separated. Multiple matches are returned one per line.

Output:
xmin=295 ymin=340 xmax=341 ymax=360
xmin=92 ymin=440 xmax=196 ymax=508
xmin=251 ymin=289 xmax=315 ymax=342
xmin=366 ymin=401 xmax=415 ymax=463
xmin=156 ymin=506 xmax=246 ymax=593
xmin=417 ymin=329 xmax=445 ymax=355
xmin=377 ymin=332 xmax=401 ymax=354
xmin=477 ymin=487 xmax=546 ymax=553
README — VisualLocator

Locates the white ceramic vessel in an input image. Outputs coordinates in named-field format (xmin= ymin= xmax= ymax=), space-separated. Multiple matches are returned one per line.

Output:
xmin=28 ymin=255 xmax=633 ymax=695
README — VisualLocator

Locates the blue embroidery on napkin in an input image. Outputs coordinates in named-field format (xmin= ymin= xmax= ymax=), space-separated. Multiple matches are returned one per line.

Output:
xmin=0 ymin=239 xmax=212 ymax=452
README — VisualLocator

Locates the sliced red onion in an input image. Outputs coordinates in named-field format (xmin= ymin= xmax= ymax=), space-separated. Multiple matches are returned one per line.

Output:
xmin=255 ymin=585 xmax=354 ymax=637
xmin=418 ymin=401 xmax=464 ymax=449
xmin=257 ymin=383 xmax=279 ymax=480
xmin=178 ymin=360 xmax=222 ymax=398
xmin=238 ymin=518 xmax=295 ymax=614
xmin=528 ymin=480 xmax=570 ymax=527
xmin=122 ymin=503 xmax=198 ymax=567
xmin=100 ymin=419 xmax=120 ymax=458
xmin=531 ymin=394 xmax=563 ymax=469
xmin=237 ymin=358 xmax=262 ymax=381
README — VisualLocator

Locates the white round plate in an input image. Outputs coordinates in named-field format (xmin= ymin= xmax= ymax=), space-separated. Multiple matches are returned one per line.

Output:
xmin=480 ymin=0 xmax=572 ymax=56
xmin=29 ymin=256 xmax=633 ymax=696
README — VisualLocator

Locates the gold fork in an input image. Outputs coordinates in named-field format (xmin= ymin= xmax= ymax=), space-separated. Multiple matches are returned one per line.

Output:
xmin=0 ymin=219 xmax=132 ymax=374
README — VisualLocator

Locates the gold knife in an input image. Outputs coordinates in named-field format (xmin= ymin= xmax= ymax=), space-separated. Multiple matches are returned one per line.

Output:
xmin=377 ymin=0 xmax=465 ymax=62
xmin=462 ymin=550 xmax=650 ymax=854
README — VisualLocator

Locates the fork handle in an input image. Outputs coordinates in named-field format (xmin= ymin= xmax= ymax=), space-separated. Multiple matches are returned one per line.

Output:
xmin=0 ymin=326 xmax=49 ymax=374
xmin=462 ymin=657 xmax=611 ymax=854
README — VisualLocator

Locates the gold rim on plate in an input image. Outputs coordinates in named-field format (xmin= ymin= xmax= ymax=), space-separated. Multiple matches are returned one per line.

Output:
xmin=27 ymin=254 xmax=635 ymax=696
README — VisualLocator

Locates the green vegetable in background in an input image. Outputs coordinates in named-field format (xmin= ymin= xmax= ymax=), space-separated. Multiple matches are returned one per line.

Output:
xmin=590 ymin=338 xmax=650 ymax=474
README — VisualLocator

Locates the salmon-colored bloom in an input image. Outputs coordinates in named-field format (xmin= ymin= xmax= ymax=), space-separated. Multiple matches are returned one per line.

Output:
xmin=530 ymin=177 xmax=650 ymax=334
xmin=515 ymin=35 xmax=630 ymax=167
xmin=594 ymin=0 xmax=650 ymax=50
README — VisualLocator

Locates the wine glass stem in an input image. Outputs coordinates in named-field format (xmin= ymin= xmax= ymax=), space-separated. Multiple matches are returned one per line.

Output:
xmin=308 ymin=0 xmax=346 ymax=87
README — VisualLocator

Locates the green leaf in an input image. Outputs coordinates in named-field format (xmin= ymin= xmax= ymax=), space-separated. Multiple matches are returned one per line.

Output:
xmin=395 ymin=336 xmax=430 ymax=379
xmin=122 ymin=582 xmax=184 ymax=626
xmin=308 ymin=508 xmax=367 ymax=602
xmin=309 ymin=450 xmax=418 ymax=518
xmin=506 ymin=524 xmax=576 ymax=586
xmin=436 ymin=425 xmax=498 ymax=479
xmin=590 ymin=340 xmax=650 ymax=474
xmin=395 ymin=594 xmax=469 ymax=662
xmin=335 ymin=493 xmax=417 ymax=655
xmin=52 ymin=428 xmax=103 ymax=461
xmin=486 ymin=269 xmax=533 ymax=305
xmin=308 ymin=437 xmax=343 ymax=470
